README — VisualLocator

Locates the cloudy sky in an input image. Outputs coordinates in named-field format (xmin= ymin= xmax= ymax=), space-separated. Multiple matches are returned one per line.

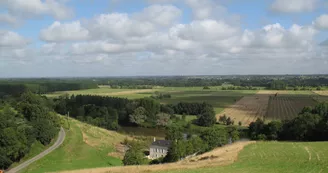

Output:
xmin=1 ymin=0 xmax=328 ymax=77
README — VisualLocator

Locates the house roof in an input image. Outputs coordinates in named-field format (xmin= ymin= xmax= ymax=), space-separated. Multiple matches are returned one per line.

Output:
xmin=150 ymin=140 xmax=172 ymax=148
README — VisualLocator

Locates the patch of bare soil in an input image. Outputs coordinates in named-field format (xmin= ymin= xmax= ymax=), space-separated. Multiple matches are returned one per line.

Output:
xmin=217 ymin=91 xmax=271 ymax=126
xmin=55 ymin=141 xmax=255 ymax=173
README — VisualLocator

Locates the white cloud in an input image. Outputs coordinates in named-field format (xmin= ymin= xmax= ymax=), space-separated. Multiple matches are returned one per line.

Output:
xmin=271 ymin=0 xmax=317 ymax=13
xmin=85 ymin=13 xmax=155 ymax=40
xmin=40 ymin=21 xmax=89 ymax=42
xmin=313 ymin=14 xmax=328 ymax=30
xmin=0 ymin=13 xmax=19 ymax=26
xmin=185 ymin=0 xmax=226 ymax=20
xmin=0 ymin=30 xmax=29 ymax=47
xmin=70 ymin=41 xmax=146 ymax=54
xmin=1 ymin=0 xmax=73 ymax=20
xmin=174 ymin=19 xmax=239 ymax=41
xmin=133 ymin=5 xmax=182 ymax=27
xmin=3 ymin=2 xmax=327 ymax=76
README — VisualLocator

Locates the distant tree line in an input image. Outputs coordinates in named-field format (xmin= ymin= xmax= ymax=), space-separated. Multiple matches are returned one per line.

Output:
xmin=0 ymin=80 xmax=98 ymax=96
xmin=95 ymin=76 xmax=328 ymax=88
xmin=248 ymin=102 xmax=328 ymax=141
xmin=0 ymin=92 xmax=61 ymax=169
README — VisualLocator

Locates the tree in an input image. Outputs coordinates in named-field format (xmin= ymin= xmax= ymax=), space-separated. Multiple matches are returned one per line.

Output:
xmin=129 ymin=107 xmax=146 ymax=125
xmin=165 ymin=124 xmax=183 ymax=141
xmin=123 ymin=146 xmax=146 ymax=165
xmin=200 ymin=127 xmax=228 ymax=151
xmin=156 ymin=113 xmax=171 ymax=127
xmin=226 ymin=117 xmax=234 ymax=125
xmin=164 ymin=141 xmax=186 ymax=162
xmin=248 ymin=118 xmax=266 ymax=140
xmin=219 ymin=115 xmax=227 ymax=124
xmin=264 ymin=121 xmax=282 ymax=140
xmin=197 ymin=105 xmax=216 ymax=127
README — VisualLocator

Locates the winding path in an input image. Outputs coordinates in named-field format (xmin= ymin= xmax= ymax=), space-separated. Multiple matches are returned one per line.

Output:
xmin=7 ymin=127 xmax=66 ymax=173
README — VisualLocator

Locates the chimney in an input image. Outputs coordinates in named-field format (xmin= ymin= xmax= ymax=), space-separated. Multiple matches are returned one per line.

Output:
xmin=153 ymin=137 xmax=156 ymax=142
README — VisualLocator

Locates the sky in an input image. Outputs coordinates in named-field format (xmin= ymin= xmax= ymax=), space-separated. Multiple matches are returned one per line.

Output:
xmin=0 ymin=0 xmax=328 ymax=77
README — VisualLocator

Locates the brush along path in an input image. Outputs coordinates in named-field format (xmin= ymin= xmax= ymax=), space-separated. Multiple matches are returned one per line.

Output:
xmin=7 ymin=127 xmax=65 ymax=173
xmin=55 ymin=141 xmax=255 ymax=173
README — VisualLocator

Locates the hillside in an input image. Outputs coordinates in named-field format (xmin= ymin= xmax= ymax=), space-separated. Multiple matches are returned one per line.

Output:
xmin=21 ymin=118 xmax=131 ymax=173
xmin=56 ymin=141 xmax=328 ymax=173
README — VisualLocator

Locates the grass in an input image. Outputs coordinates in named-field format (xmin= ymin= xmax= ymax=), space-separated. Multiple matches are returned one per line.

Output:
xmin=163 ymin=141 xmax=328 ymax=173
xmin=9 ymin=141 xmax=49 ymax=169
xmin=44 ymin=88 xmax=137 ymax=98
xmin=20 ymin=118 xmax=126 ymax=173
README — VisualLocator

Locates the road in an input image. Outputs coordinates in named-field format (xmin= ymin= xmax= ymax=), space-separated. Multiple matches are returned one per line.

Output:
xmin=7 ymin=127 xmax=66 ymax=173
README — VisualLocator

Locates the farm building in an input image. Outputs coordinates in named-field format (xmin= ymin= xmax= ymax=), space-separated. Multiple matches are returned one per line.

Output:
xmin=149 ymin=138 xmax=171 ymax=159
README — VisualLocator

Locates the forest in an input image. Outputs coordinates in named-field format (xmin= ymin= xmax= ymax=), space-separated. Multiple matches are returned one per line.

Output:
xmin=53 ymin=95 xmax=217 ymax=130
xmin=0 ymin=79 xmax=98 ymax=96
xmin=0 ymin=92 xmax=61 ymax=169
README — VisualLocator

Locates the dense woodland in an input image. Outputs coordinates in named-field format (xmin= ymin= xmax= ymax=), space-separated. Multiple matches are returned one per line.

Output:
xmin=53 ymin=95 xmax=217 ymax=130
xmin=0 ymin=79 xmax=98 ymax=96
xmin=0 ymin=92 xmax=60 ymax=169
xmin=248 ymin=102 xmax=328 ymax=141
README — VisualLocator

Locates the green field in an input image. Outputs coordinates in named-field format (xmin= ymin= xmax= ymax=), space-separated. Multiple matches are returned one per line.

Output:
xmin=44 ymin=87 xmax=135 ymax=98
xmin=21 ymin=118 xmax=124 ymax=173
xmin=45 ymin=87 xmax=258 ymax=114
xmin=163 ymin=141 xmax=328 ymax=173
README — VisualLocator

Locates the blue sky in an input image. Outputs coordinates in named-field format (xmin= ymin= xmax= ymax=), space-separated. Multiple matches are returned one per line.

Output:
xmin=0 ymin=0 xmax=327 ymax=77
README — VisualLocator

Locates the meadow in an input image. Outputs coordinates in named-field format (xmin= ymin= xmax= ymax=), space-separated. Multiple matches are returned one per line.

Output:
xmin=162 ymin=141 xmax=328 ymax=173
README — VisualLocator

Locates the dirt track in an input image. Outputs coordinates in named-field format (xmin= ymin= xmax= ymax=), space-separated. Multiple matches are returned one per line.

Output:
xmin=55 ymin=141 xmax=255 ymax=173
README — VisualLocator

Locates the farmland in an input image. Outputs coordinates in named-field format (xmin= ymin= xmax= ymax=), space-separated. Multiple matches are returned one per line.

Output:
xmin=266 ymin=96 xmax=317 ymax=121
xmin=217 ymin=90 xmax=323 ymax=125
xmin=45 ymin=87 xmax=327 ymax=125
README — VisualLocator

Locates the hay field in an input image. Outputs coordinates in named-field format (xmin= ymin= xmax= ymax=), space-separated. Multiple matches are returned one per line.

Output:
xmin=163 ymin=141 xmax=328 ymax=173
xmin=55 ymin=141 xmax=255 ymax=173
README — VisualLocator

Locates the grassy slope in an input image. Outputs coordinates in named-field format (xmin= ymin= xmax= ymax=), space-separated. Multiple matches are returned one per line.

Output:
xmin=164 ymin=141 xmax=328 ymax=173
xmin=21 ymin=118 xmax=126 ymax=173
xmin=9 ymin=141 xmax=48 ymax=169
